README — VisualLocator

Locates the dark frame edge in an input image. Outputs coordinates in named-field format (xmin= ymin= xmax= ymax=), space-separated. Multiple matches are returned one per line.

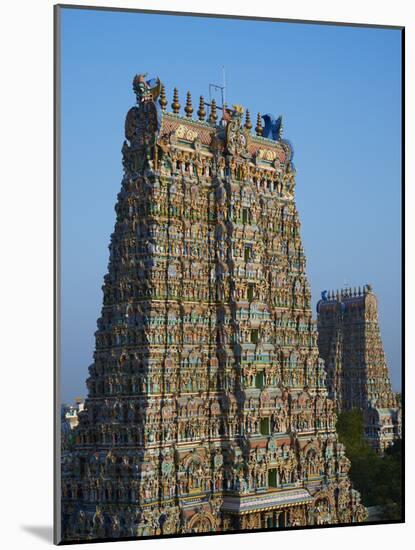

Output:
xmin=54 ymin=3 xmax=404 ymax=31
xmin=54 ymin=3 xmax=62 ymax=546
xmin=56 ymin=518 xmax=404 ymax=546
xmin=400 ymin=26 xmax=405 ymax=524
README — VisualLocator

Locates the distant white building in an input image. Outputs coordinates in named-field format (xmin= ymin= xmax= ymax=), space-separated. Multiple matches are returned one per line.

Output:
xmin=62 ymin=397 xmax=85 ymax=430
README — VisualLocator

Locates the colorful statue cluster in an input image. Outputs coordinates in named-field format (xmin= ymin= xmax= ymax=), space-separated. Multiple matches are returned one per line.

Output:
xmin=61 ymin=75 xmax=367 ymax=542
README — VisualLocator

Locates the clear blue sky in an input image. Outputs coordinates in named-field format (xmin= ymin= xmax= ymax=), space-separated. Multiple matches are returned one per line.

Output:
xmin=60 ymin=7 xmax=402 ymax=404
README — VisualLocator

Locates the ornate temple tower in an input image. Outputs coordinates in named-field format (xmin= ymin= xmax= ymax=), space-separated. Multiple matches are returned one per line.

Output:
xmin=317 ymin=286 xmax=401 ymax=452
xmin=61 ymin=75 xmax=366 ymax=542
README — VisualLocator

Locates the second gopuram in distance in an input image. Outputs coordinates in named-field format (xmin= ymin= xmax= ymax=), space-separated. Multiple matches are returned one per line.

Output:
xmin=61 ymin=74 xmax=367 ymax=542
xmin=316 ymin=285 xmax=401 ymax=453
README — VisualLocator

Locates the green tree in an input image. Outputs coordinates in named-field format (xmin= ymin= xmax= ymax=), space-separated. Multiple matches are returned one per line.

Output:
xmin=336 ymin=410 xmax=402 ymax=521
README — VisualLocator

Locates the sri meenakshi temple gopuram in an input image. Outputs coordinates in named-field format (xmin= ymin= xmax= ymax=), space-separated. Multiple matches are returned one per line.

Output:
xmin=61 ymin=73 xmax=400 ymax=541
xmin=317 ymin=285 xmax=401 ymax=453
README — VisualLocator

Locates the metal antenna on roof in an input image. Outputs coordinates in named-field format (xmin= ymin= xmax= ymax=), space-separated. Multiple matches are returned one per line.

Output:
xmin=208 ymin=67 xmax=226 ymax=110
xmin=222 ymin=66 xmax=226 ymax=106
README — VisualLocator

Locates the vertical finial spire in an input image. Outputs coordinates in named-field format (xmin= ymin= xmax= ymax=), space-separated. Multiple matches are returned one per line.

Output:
xmin=209 ymin=98 xmax=218 ymax=124
xmin=358 ymin=286 xmax=361 ymax=296
xmin=197 ymin=96 xmax=206 ymax=121
xmin=244 ymin=109 xmax=252 ymax=131
xmin=185 ymin=91 xmax=193 ymax=118
xmin=159 ymin=84 xmax=167 ymax=111
xmin=171 ymin=87 xmax=180 ymax=114
xmin=255 ymin=113 xmax=263 ymax=136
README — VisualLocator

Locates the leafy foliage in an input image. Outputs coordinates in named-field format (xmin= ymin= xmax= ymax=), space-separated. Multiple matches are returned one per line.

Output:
xmin=336 ymin=410 xmax=403 ymax=521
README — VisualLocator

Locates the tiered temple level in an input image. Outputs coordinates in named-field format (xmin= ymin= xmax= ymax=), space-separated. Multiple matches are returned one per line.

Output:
xmin=317 ymin=286 xmax=401 ymax=452
xmin=61 ymin=75 xmax=366 ymax=541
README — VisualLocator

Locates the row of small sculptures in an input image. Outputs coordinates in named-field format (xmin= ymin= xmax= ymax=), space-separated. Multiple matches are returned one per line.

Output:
xmin=64 ymin=433 xmax=349 ymax=497
xmin=86 ymin=372 xmax=327 ymax=397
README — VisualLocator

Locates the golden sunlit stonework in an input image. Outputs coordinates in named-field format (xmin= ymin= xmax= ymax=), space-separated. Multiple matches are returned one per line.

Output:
xmin=61 ymin=75 xmax=367 ymax=541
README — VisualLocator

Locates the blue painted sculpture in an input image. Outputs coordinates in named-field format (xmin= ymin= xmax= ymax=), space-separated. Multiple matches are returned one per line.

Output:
xmin=262 ymin=113 xmax=283 ymax=141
